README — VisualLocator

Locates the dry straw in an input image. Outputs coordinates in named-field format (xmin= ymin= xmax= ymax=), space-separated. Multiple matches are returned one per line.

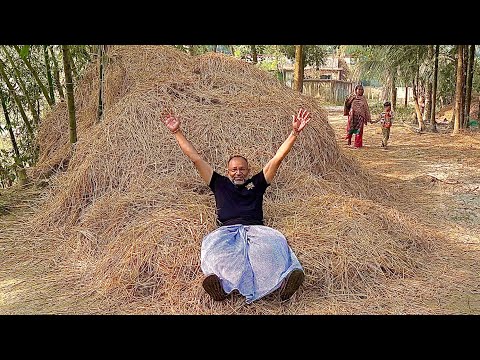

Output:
xmin=18 ymin=45 xmax=438 ymax=314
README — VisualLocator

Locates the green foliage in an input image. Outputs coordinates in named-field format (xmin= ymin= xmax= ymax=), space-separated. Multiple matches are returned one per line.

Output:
xmin=391 ymin=105 xmax=417 ymax=122
xmin=368 ymin=102 xmax=416 ymax=122
xmin=342 ymin=44 xmax=480 ymax=112
xmin=0 ymin=148 xmax=16 ymax=188
xmin=196 ymin=45 xmax=217 ymax=54
xmin=230 ymin=45 xmax=250 ymax=58
xmin=368 ymin=102 xmax=385 ymax=117
xmin=438 ymin=63 xmax=456 ymax=103
xmin=173 ymin=45 xmax=190 ymax=53
xmin=472 ymin=58 xmax=480 ymax=95
xmin=256 ymin=57 xmax=278 ymax=72
xmin=19 ymin=45 xmax=30 ymax=59
xmin=0 ymin=129 xmax=37 ymax=188
xmin=277 ymin=45 xmax=332 ymax=67
xmin=174 ymin=45 xmax=235 ymax=56
xmin=437 ymin=48 xmax=457 ymax=106
xmin=68 ymin=45 xmax=92 ymax=76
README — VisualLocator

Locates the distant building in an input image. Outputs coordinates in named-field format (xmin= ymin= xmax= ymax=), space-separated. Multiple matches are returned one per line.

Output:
xmin=278 ymin=56 xmax=355 ymax=87
xmin=277 ymin=56 xmax=356 ymax=103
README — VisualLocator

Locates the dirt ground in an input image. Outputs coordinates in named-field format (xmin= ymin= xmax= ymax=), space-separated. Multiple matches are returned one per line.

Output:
xmin=1 ymin=105 xmax=480 ymax=314
xmin=326 ymin=105 xmax=480 ymax=313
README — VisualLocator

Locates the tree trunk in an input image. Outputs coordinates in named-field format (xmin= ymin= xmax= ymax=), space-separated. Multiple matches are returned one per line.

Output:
xmin=0 ymin=91 xmax=28 ymax=186
xmin=383 ymin=73 xmax=391 ymax=103
xmin=251 ymin=45 xmax=258 ymax=64
xmin=453 ymin=45 xmax=464 ymax=135
xmin=2 ymin=45 xmax=40 ymax=125
xmin=423 ymin=82 xmax=432 ymax=124
xmin=0 ymin=58 xmax=34 ymax=136
xmin=423 ymin=45 xmax=434 ymax=125
xmin=430 ymin=45 xmax=439 ymax=132
xmin=293 ymin=45 xmax=304 ymax=93
xmin=68 ymin=48 xmax=79 ymax=79
xmin=43 ymin=45 xmax=55 ymax=105
xmin=49 ymin=45 xmax=65 ymax=100
xmin=36 ymin=86 xmax=40 ymax=115
xmin=412 ymin=73 xmax=425 ymax=131
xmin=391 ymin=69 xmax=397 ymax=110
xmin=97 ymin=45 xmax=106 ymax=122
xmin=62 ymin=45 xmax=77 ymax=144
xmin=461 ymin=45 xmax=468 ymax=128
xmin=464 ymin=45 xmax=475 ymax=128
xmin=478 ymin=95 xmax=480 ymax=122
xmin=404 ymin=86 xmax=408 ymax=107
xmin=13 ymin=45 xmax=54 ymax=107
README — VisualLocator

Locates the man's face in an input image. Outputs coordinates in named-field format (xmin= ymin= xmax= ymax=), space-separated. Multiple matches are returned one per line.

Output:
xmin=227 ymin=157 xmax=250 ymax=185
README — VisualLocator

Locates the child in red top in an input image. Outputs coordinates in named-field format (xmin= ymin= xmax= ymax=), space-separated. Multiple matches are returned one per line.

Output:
xmin=373 ymin=101 xmax=394 ymax=149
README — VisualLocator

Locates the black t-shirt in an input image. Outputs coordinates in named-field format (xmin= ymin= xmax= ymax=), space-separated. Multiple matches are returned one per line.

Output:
xmin=209 ymin=170 xmax=270 ymax=226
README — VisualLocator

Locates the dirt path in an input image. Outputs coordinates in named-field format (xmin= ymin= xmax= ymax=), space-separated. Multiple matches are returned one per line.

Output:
xmin=325 ymin=105 xmax=480 ymax=313
xmin=326 ymin=104 xmax=480 ymax=235
xmin=326 ymin=105 xmax=480 ymax=228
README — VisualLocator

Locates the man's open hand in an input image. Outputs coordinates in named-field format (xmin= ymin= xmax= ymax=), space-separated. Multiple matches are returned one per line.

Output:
xmin=163 ymin=112 xmax=180 ymax=134
xmin=292 ymin=108 xmax=311 ymax=133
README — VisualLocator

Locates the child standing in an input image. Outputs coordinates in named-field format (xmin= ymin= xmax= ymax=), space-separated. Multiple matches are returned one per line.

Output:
xmin=377 ymin=101 xmax=394 ymax=149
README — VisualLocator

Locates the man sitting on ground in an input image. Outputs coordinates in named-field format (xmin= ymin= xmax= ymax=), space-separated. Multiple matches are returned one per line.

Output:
xmin=163 ymin=108 xmax=311 ymax=303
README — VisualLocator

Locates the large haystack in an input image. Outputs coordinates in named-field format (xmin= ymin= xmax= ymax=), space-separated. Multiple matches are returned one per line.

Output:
xmin=26 ymin=46 xmax=436 ymax=314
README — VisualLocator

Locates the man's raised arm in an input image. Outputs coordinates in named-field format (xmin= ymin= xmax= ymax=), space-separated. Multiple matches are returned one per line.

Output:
xmin=163 ymin=113 xmax=213 ymax=185
xmin=263 ymin=108 xmax=311 ymax=184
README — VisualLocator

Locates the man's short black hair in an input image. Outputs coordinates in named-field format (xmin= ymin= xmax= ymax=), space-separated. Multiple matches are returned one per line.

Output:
xmin=227 ymin=155 xmax=249 ymax=167
xmin=383 ymin=101 xmax=391 ymax=107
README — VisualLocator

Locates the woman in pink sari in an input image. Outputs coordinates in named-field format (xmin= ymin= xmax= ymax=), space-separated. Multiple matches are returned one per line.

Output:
xmin=344 ymin=83 xmax=371 ymax=148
